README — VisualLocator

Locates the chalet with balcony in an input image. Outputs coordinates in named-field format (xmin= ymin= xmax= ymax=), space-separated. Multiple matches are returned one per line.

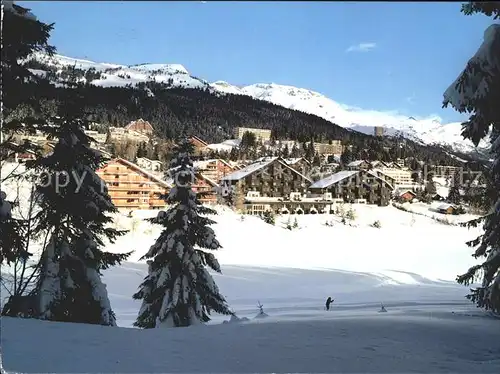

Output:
xmin=219 ymin=157 xmax=312 ymax=212
xmin=189 ymin=136 xmax=209 ymax=156
xmin=192 ymin=173 xmax=218 ymax=204
xmin=193 ymin=159 xmax=236 ymax=184
xmin=308 ymin=169 xmax=394 ymax=206
xmin=125 ymin=119 xmax=154 ymax=136
xmin=397 ymin=189 xmax=417 ymax=202
xmin=96 ymin=158 xmax=170 ymax=210
xmin=346 ymin=160 xmax=371 ymax=170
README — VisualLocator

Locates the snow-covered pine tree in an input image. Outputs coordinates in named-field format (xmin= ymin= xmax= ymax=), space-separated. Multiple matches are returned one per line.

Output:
xmin=443 ymin=3 xmax=500 ymax=313
xmin=30 ymin=90 xmax=131 ymax=325
xmin=1 ymin=1 xmax=55 ymax=163
xmin=133 ymin=137 xmax=232 ymax=328
xmin=1 ymin=2 xmax=54 ymax=267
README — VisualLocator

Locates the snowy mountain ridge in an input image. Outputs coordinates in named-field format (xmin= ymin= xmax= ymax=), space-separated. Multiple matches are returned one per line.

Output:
xmin=27 ymin=52 xmax=489 ymax=155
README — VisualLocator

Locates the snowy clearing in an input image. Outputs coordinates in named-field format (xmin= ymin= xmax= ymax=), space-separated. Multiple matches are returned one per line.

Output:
xmin=3 ymin=282 xmax=500 ymax=373
xmin=3 ymin=261 xmax=499 ymax=372
xmin=3 ymin=166 xmax=496 ymax=373
xmin=2 ymin=207 xmax=496 ymax=372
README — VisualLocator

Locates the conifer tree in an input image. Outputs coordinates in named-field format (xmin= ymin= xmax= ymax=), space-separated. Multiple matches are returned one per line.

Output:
xmin=424 ymin=174 xmax=437 ymax=196
xmin=443 ymin=3 xmax=500 ymax=313
xmin=282 ymin=144 xmax=290 ymax=159
xmin=313 ymin=152 xmax=322 ymax=167
xmin=290 ymin=144 xmax=301 ymax=158
xmin=0 ymin=2 xmax=54 ymax=272
xmin=448 ymin=171 xmax=462 ymax=205
xmin=30 ymin=88 xmax=131 ymax=325
xmin=1 ymin=1 xmax=55 ymax=162
xmin=133 ymin=138 xmax=232 ymax=328
xmin=340 ymin=147 xmax=353 ymax=166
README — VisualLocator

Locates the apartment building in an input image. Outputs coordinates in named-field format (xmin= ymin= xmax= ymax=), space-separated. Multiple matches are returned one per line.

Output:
xmin=313 ymin=141 xmax=343 ymax=155
xmin=234 ymin=127 xmax=272 ymax=143
xmin=193 ymin=159 xmax=235 ymax=184
xmin=137 ymin=157 xmax=163 ymax=172
xmin=96 ymin=158 xmax=170 ymax=210
xmin=309 ymin=169 xmax=394 ymax=206
xmin=376 ymin=167 xmax=413 ymax=187
xmin=374 ymin=126 xmax=385 ymax=137
xmin=219 ymin=157 xmax=312 ymax=212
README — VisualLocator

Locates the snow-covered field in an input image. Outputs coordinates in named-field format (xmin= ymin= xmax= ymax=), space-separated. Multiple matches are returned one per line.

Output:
xmin=3 ymin=260 xmax=500 ymax=373
xmin=105 ymin=205 xmax=480 ymax=282
xmin=3 ymin=164 xmax=498 ymax=372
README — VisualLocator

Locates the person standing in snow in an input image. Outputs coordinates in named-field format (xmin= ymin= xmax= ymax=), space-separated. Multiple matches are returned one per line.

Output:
xmin=325 ymin=297 xmax=334 ymax=311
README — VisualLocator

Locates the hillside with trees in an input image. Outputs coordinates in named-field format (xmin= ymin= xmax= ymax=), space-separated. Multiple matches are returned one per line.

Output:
xmin=18 ymin=63 xmax=475 ymax=167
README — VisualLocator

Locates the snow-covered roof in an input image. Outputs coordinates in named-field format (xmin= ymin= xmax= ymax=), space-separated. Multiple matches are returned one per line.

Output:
xmin=284 ymin=158 xmax=309 ymax=165
xmin=347 ymin=160 xmax=368 ymax=167
xmin=189 ymin=135 xmax=208 ymax=147
xmin=437 ymin=203 xmax=457 ymax=210
xmin=310 ymin=169 xmax=395 ymax=190
xmin=435 ymin=186 xmax=449 ymax=198
xmin=309 ymin=170 xmax=359 ymax=189
xmin=370 ymin=160 xmax=388 ymax=167
xmin=193 ymin=158 xmax=234 ymax=170
xmin=221 ymin=157 xmax=311 ymax=182
xmin=206 ymin=139 xmax=240 ymax=152
xmin=137 ymin=157 xmax=162 ymax=165
xmin=398 ymin=189 xmax=416 ymax=196
xmin=221 ymin=158 xmax=278 ymax=181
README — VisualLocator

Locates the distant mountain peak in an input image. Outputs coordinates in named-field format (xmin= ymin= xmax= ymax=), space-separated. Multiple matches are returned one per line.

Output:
xmin=26 ymin=52 xmax=490 ymax=155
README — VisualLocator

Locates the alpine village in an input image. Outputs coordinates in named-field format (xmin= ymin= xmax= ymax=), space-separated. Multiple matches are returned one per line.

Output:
xmin=1 ymin=3 xmax=499 ymax=366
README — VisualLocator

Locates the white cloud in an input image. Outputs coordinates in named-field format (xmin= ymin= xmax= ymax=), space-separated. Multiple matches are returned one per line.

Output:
xmin=346 ymin=42 xmax=377 ymax=53
xmin=405 ymin=93 xmax=416 ymax=105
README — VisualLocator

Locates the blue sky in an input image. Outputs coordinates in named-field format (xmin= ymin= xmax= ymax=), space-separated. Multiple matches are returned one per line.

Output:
xmin=19 ymin=1 xmax=494 ymax=123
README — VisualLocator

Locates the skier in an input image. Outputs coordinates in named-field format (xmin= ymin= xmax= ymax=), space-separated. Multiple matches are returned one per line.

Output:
xmin=325 ymin=296 xmax=334 ymax=311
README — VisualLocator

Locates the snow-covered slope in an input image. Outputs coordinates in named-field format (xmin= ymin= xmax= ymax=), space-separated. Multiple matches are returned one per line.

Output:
xmin=27 ymin=53 xmax=489 ymax=154
xmin=240 ymin=83 xmax=490 ymax=154
xmin=28 ymin=52 xmax=210 ymax=90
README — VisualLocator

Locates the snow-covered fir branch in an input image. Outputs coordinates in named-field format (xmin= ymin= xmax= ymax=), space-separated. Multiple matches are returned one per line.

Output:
xmin=446 ymin=20 xmax=500 ymax=313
